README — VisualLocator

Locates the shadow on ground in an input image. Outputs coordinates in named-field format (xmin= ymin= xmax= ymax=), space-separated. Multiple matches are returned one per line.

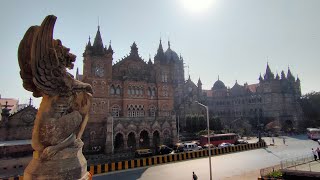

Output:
xmin=93 ymin=167 xmax=148 ymax=180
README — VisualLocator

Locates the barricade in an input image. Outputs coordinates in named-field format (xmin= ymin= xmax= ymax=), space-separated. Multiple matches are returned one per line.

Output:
xmin=1 ymin=142 xmax=266 ymax=179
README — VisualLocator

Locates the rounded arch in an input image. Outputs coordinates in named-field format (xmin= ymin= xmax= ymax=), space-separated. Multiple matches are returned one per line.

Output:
xmin=162 ymin=128 xmax=172 ymax=146
xmin=127 ymin=132 xmax=136 ymax=151
xmin=152 ymin=130 xmax=161 ymax=149
xmin=114 ymin=132 xmax=125 ymax=152
xmin=139 ymin=130 xmax=150 ymax=149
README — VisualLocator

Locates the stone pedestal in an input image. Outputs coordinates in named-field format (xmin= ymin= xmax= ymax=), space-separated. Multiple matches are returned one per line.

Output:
xmin=24 ymin=143 xmax=89 ymax=180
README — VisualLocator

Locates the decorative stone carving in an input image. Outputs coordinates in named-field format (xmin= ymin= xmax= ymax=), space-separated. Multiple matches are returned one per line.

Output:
xmin=18 ymin=15 xmax=92 ymax=180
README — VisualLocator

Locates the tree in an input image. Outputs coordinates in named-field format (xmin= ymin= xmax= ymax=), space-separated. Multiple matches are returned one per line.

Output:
xmin=299 ymin=91 xmax=320 ymax=129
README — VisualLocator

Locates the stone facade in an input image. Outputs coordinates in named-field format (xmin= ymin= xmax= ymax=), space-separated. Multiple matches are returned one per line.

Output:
xmin=0 ymin=105 xmax=36 ymax=141
xmin=201 ymin=64 xmax=302 ymax=132
xmin=77 ymin=27 xmax=183 ymax=154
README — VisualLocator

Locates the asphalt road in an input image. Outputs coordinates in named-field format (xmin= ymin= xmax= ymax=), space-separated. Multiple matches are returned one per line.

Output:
xmin=94 ymin=135 xmax=319 ymax=180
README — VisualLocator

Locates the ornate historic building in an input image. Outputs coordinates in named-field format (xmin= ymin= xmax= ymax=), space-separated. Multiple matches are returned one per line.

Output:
xmin=201 ymin=64 xmax=302 ymax=132
xmin=77 ymin=27 xmax=303 ymax=154
xmin=77 ymin=27 xmax=185 ymax=154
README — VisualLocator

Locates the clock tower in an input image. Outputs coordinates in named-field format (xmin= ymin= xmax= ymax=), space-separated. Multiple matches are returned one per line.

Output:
xmin=82 ymin=26 xmax=113 ymax=96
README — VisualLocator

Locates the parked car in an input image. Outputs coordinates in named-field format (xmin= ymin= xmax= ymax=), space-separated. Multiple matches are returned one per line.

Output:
xmin=135 ymin=149 xmax=153 ymax=158
xmin=202 ymin=144 xmax=215 ymax=149
xmin=235 ymin=139 xmax=248 ymax=145
xmin=183 ymin=143 xmax=203 ymax=152
xmin=173 ymin=143 xmax=185 ymax=153
xmin=157 ymin=145 xmax=173 ymax=155
xmin=218 ymin=142 xmax=234 ymax=148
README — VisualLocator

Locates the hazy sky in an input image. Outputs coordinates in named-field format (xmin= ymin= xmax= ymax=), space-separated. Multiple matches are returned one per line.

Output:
xmin=1 ymin=0 xmax=319 ymax=107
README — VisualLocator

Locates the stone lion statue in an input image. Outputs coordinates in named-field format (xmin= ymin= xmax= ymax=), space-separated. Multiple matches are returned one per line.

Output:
xmin=18 ymin=15 xmax=92 ymax=179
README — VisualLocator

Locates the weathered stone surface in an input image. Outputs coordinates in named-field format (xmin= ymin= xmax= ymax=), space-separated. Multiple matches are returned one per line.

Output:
xmin=18 ymin=15 xmax=92 ymax=179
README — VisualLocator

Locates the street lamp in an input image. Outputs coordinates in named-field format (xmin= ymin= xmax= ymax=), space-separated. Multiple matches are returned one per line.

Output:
xmin=195 ymin=101 xmax=212 ymax=180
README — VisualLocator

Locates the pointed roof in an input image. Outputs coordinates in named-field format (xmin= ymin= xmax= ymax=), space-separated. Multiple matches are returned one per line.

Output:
xmin=296 ymin=75 xmax=300 ymax=82
xmin=259 ymin=73 xmax=263 ymax=81
xmin=275 ymin=73 xmax=280 ymax=80
xmin=106 ymin=40 xmax=113 ymax=54
xmin=197 ymin=78 xmax=202 ymax=85
xmin=129 ymin=42 xmax=139 ymax=57
xmin=92 ymin=26 xmax=105 ymax=54
xmin=264 ymin=63 xmax=275 ymax=80
xmin=287 ymin=67 xmax=295 ymax=81
xmin=154 ymin=39 xmax=165 ymax=62
xmin=281 ymin=70 xmax=286 ymax=80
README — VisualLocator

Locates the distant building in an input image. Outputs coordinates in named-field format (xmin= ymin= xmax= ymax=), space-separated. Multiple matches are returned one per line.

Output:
xmin=0 ymin=97 xmax=19 ymax=114
xmin=202 ymin=64 xmax=302 ymax=132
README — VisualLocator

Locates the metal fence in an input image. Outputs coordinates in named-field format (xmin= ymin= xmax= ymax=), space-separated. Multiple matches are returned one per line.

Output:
xmin=260 ymin=154 xmax=314 ymax=177
xmin=280 ymin=154 xmax=314 ymax=169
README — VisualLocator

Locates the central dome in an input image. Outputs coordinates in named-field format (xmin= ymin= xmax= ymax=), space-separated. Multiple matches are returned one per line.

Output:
xmin=212 ymin=80 xmax=226 ymax=90
xmin=164 ymin=48 xmax=179 ymax=62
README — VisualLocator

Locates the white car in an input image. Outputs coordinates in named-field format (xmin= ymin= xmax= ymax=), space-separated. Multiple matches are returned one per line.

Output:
xmin=183 ymin=143 xmax=203 ymax=152
xmin=218 ymin=142 xmax=234 ymax=148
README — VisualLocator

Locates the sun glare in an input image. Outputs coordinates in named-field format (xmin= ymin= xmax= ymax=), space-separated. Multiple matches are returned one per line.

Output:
xmin=180 ymin=0 xmax=214 ymax=14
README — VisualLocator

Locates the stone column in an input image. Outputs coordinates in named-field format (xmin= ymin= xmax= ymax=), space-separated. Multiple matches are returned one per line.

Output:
xmin=171 ymin=116 xmax=178 ymax=144
xmin=105 ymin=116 xmax=113 ymax=154
xmin=124 ymin=137 xmax=128 ymax=150
xmin=136 ymin=137 xmax=140 ymax=149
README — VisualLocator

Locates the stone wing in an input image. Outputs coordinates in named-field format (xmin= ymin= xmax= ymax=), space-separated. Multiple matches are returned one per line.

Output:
xmin=31 ymin=15 xmax=74 ymax=96
xmin=18 ymin=25 xmax=42 ymax=97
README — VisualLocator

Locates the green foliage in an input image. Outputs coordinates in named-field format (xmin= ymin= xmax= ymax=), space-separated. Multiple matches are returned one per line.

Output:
xmin=266 ymin=170 xmax=282 ymax=178
xmin=299 ymin=91 xmax=320 ymax=129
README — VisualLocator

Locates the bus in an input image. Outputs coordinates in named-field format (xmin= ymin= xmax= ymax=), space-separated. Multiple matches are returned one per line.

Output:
xmin=199 ymin=133 xmax=238 ymax=147
xmin=307 ymin=128 xmax=320 ymax=140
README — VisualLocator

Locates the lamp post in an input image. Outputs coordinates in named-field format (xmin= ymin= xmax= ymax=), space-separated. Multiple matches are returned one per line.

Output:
xmin=195 ymin=101 xmax=212 ymax=180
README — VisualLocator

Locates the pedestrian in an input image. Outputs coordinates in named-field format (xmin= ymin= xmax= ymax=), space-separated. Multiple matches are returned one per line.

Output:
xmin=272 ymin=137 xmax=274 ymax=145
xmin=283 ymin=138 xmax=286 ymax=145
xmin=317 ymin=148 xmax=320 ymax=160
xmin=192 ymin=171 xmax=198 ymax=180
xmin=312 ymin=148 xmax=317 ymax=161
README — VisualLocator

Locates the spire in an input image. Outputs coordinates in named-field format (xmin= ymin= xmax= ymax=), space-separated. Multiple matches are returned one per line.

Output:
xmin=264 ymin=63 xmax=274 ymax=80
xmin=87 ymin=36 xmax=91 ymax=46
xmin=158 ymin=39 xmax=164 ymax=53
xmin=218 ymin=75 xmax=220 ymax=80
xmin=106 ymin=40 xmax=113 ymax=54
xmin=130 ymin=42 xmax=139 ymax=57
xmin=287 ymin=66 xmax=295 ymax=81
xmin=296 ymin=75 xmax=300 ymax=82
xmin=29 ymin=97 xmax=32 ymax=106
xmin=259 ymin=73 xmax=263 ymax=81
xmin=155 ymin=39 xmax=165 ymax=62
xmin=168 ymin=40 xmax=171 ymax=49
xmin=92 ymin=25 xmax=105 ymax=54
xmin=281 ymin=70 xmax=286 ymax=80
xmin=198 ymin=77 xmax=202 ymax=85
xmin=275 ymin=73 xmax=280 ymax=80
xmin=148 ymin=54 xmax=152 ymax=65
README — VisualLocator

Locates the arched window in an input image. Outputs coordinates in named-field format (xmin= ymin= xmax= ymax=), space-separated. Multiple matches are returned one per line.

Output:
xmin=149 ymin=106 xmax=156 ymax=117
xmin=112 ymin=105 xmax=120 ymax=117
xmin=147 ymin=87 xmax=151 ymax=96
xmin=116 ymin=85 xmax=121 ymax=95
xmin=152 ymin=88 xmax=156 ymax=96
xmin=110 ymin=85 xmax=115 ymax=95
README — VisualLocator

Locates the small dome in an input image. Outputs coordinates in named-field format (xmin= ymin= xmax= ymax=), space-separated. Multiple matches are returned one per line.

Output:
xmin=164 ymin=48 xmax=179 ymax=62
xmin=212 ymin=80 xmax=226 ymax=90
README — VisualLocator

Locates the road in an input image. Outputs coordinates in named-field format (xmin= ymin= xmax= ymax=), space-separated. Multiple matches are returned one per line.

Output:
xmin=94 ymin=135 xmax=319 ymax=180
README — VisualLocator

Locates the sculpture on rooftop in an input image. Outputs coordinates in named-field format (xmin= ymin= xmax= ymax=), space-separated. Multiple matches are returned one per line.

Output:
xmin=18 ymin=15 xmax=92 ymax=180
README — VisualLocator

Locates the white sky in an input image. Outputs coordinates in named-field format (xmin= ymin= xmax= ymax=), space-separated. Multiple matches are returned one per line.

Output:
xmin=0 ymin=0 xmax=319 ymax=107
